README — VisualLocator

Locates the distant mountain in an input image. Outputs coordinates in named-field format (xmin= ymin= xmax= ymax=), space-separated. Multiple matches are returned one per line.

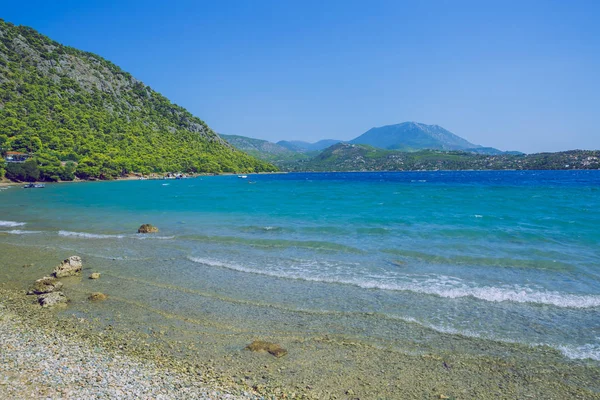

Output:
xmin=220 ymin=134 xmax=314 ymax=165
xmin=277 ymin=139 xmax=342 ymax=152
xmin=220 ymin=134 xmax=292 ymax=155
xmin=350 ymin=122 xmax=481 ymax=152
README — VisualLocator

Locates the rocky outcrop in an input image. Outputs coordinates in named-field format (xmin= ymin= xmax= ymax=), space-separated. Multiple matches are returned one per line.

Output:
xmin=28 ymin=277 xmax=63 ymax=295
xmin=246 ymin=340 xmax=287 ymax=358
xmin=88 ymin=292 xmax=107 ymax=301
xmin=38 ymin=292 xmax=68 ymax=307
xmin=89 ymin=272 xmax=100 ymax=280
xmin=137 ymin=224 xmax=158 ymax=233
xmin=52 ymin=256 xmax=83 ymax=278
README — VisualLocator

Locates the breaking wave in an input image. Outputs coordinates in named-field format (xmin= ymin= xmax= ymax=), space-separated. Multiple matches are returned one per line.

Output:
xmin=188 ymin=257 xmax=600 ymax=309
xmin=0 ymin=220 xmax=26 ymax=227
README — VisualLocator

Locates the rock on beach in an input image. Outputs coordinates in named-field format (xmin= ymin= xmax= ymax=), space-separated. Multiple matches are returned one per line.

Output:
xmin=29 ymin=276 xmax=63 ymax=295
xmin=246 ymin=340 xmax=287 ymax=358
xmin=38 ymin=292 xmax=68 ymax=307
xmin=88 ymin=292 xmax=107 ymax=301
xmin=89 ymin=272 xmax=101 ymax=279
xmin=52 ymin=256 xmax=83 ymax=278
xmin=138 ymin=224 xmax=159 ymax=233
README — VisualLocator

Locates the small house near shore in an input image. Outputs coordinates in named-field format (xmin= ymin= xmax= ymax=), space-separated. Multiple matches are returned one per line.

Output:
xmin=3 ymin=151 xmax=31 ymax=163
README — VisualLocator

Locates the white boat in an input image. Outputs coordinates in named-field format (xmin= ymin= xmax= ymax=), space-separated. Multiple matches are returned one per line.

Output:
xmin=238 ymin=175 xmax=248 ymax=179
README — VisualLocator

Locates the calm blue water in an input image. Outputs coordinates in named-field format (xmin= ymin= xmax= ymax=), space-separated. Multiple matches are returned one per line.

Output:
xmin=1 ymin=171 xmax=599 ymax=361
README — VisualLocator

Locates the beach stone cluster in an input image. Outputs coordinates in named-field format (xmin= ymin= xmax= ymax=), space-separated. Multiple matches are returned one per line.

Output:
xmin=26 ymin=256 xmax=106 ymax=307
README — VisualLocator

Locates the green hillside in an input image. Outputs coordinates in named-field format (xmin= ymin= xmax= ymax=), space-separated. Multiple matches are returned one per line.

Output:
xmin=0 ymin=19 xmax=275 ymax=181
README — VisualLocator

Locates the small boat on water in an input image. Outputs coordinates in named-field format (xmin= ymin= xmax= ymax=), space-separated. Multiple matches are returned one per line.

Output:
xmin=23 ymin=183 xmax=45 ymax=188
xmin=238 ymin=175 xmax=248 ymax=179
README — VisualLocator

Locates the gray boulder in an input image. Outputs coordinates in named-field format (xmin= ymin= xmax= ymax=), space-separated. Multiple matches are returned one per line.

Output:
xmin=52 ymin=256 xmax=83 ymax=278
xmin=38 ymin=292 xmax=68 ymax=308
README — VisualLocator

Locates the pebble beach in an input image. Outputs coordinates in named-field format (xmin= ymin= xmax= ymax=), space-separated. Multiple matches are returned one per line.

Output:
xmin=0 ymin=289 xmax=256 ymax=400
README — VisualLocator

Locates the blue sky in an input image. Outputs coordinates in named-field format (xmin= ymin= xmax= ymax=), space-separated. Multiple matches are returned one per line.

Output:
xmin=2 ymin=0 xmax=599 ymax=152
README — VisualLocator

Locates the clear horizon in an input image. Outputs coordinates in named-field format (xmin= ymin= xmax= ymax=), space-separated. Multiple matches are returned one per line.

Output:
xmin=2 ymin=0 xmax=599 ymax=153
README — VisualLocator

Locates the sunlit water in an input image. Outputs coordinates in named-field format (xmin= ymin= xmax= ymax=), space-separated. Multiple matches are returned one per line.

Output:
xmin=1 ymin=171 xmax=599 ymax=361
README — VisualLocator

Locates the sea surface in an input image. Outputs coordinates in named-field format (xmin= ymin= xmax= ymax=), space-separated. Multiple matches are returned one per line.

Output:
xmin=1 ymin=170 xmax=599 ymax=362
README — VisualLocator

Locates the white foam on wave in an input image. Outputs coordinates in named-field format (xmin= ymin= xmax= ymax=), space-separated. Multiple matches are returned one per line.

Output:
xmin=59 ymin=230 xmax=175 ymax=240
xmin=6 ymin=230 xmax=41 ymax=235
xmin=388 ymin=315 xmax=600 ymax=361
xmin=59 ymin=230 xmax=125 ymax=239
xmin=135 ymin=235 xmax=175 ymax=240
xmin=557 ymin=342 xmax=600 ymax=361
xmin=0 ymin=220 xmax=26 ymax=227
xmin=187 ymin=257 xmax=600 ymax=309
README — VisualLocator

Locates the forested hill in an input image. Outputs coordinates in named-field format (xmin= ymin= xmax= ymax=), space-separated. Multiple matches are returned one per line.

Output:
xmin=0 ymin=19 xmax=275 ymax=181
xmin=289 ymin=143 xmax=600 ymax=172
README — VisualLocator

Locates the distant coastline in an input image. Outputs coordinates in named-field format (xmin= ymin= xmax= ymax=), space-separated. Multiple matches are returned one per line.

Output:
xmin=4 ymin=165 xmax=600 ymax=187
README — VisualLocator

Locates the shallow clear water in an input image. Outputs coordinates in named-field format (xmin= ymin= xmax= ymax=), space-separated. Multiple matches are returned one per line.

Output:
xmin=1 ymin=171 xmax=599 ymax=361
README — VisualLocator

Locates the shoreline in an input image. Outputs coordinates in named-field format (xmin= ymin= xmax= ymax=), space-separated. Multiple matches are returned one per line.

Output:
xmin=0 ymin=171 xmax=288 ymax=187
xmin=3 ymin=168 xmax=599 ymax=188
xmin=1 ymin=275 xmax=599 ymax=399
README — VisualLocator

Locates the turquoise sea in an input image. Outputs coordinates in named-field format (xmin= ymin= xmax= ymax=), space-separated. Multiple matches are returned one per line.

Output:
xmin=1 ymin=170 xmax=599 ymax=363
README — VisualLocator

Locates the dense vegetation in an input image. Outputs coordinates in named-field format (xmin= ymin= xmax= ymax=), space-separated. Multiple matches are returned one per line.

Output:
xmin=286 ymin=143 xmax=600 ymax=172
xmin=0 ymin=19 xmax=275 ymax=181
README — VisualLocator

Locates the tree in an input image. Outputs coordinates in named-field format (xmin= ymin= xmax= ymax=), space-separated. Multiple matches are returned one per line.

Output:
xmin=59 ymin=161 xmax=76 ymax=181
xmin=22 ymin=159 xmax=40 ymax=182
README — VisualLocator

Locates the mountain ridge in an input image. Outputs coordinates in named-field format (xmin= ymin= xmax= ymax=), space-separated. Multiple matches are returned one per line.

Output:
xmin=277 ymin=139 xmax=342 ymax=152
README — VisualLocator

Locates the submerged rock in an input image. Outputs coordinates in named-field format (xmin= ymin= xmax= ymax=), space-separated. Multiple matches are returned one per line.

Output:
xmin=246 ymin=340 xmax=287 ymax=358
xmin=89 ymin=272 xmax=101 ymax=280
xmin=137 ymin=224 xmax=159 ymax=233
xmin=88 ymin=292 xmax=107 ymax=301
xmin=38 ymin=292 xmax=68 ymax=307
xmin=53 ymin=256 xmax=83 ymax=278
xmin=29 ymin=276 xmax=63 ymax=295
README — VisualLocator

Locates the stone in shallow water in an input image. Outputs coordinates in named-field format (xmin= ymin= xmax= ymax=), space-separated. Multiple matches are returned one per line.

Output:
xmin=29 ymin=276 xmax=63 ymax=295
xmin=38 ymin=292 xmax=68 ymax=307
xmin=89 ymin=272 xmax=101 ymax=280
xmin=246 ymin=340 xmax=287 ymax=358
xmin=88 ymin=292 xmax=107 ymax=301
xmin=52 ymin=256 xmax=83 ymax=278
xmin=137 ymin=224 xmax=159 ymax=233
